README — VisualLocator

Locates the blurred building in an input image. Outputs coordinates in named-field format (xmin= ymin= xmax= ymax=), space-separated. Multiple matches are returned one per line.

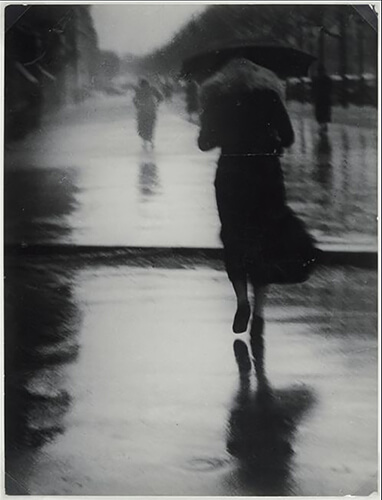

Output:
xmin=5 ymin=5 xmax=100 ymax=141
xmin=94 ymin=50 xmax=123 ymax=94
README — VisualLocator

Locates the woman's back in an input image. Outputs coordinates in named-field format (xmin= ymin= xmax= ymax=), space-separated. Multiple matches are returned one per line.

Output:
xmin=134 ymin=86 xmax=157 ymax=111
xmin=198 ymin=89 xmax=294 ymax=155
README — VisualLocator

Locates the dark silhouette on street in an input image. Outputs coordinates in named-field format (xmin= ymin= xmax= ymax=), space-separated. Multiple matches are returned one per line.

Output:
xmin=133 ymin=79 xmax=162 ymax=149
xmin=227 ymin=329 xmax=315 ymax=496
xmin=312 ymin=64 xmax=333 ymax=133
xmin=198 ymin=58 xmax=317 ymax=335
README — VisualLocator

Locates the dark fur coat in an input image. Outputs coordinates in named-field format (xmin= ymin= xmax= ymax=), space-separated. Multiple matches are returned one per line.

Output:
xmin=198 ymin=59 xmax=294 ymax=155
xmin=197 ymin=59 xmax=317 ymax=285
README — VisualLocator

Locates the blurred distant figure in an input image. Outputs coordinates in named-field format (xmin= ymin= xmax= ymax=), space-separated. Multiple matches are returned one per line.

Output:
xmin=185 ymin=80 xmax=199 ymax=122
xmin=198 ymin=58 xmax=317 ymax=335
xmin=133 ymin=79 xmax=162 ymax=149
xmin=312 ymin=64 xmax=332 ymax=133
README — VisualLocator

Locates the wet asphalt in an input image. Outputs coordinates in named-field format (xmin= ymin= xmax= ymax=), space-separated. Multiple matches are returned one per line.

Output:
xmin=4 ymin=94 xmax=378 ymax=249
xmin=4 ymin=257 xmax=378 ymax=495
xmin=4 ymin=93 xmax=379 ymax=495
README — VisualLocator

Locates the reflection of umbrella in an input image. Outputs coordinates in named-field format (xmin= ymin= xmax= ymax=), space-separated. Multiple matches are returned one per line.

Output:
xmin=181 ymin=42 xmax=315 ymax=82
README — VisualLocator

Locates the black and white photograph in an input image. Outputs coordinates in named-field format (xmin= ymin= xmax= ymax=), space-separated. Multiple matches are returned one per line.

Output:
xmin=3 ymin=1 xmax=380 ymax=496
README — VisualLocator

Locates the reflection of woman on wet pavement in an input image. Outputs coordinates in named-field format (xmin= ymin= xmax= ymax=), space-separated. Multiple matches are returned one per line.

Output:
xmin=198 ymin=58 xmax=316 ymax=336
xmin=228 ymin=339 xmax=315 ymax=496
xmin=133 ymin=79 xmax=162 ymax=149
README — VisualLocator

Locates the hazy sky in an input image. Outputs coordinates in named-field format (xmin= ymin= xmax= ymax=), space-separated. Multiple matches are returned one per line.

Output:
xmin=91 ymin=3 xmax=206 ymax=56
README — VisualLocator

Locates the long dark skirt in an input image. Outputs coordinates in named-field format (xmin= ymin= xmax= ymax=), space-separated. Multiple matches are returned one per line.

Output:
xmin=215 ymin=154 xmax=317 ymax=285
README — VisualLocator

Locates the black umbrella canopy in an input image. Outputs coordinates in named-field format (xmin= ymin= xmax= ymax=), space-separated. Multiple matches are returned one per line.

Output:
xmin=181 ymin=42 xmax=316 ymax=82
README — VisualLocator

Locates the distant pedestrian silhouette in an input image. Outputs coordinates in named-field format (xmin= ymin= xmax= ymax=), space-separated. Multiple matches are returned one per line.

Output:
xmin=312 ymin=64 xmax=333 ymax=133
xmin=198 ymin=58 xmax=317 ymax=336
xmin=133 ymin=79 xmax=162 ymax=149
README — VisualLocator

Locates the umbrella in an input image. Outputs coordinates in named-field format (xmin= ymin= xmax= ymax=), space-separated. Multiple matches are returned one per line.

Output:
xmin=181 ymin=41 xmax=316 ymax=82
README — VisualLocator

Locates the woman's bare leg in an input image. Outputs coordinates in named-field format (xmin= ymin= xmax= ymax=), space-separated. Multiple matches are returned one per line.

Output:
xmin=232 ymin=279 xmax=251 ymax=333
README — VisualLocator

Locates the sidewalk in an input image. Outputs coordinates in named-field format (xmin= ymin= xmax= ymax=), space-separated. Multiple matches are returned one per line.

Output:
xmin=287 ymin=100 xmax=378 ymax=129
xmin=4 ymin=94 xmax=378 ymax=266
xmin=4 ymin=255 xmax=378 ymax=496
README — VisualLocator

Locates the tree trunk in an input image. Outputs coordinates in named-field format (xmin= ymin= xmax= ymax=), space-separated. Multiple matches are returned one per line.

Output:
xmin=338 ymin=9 xmax=348 ymax=107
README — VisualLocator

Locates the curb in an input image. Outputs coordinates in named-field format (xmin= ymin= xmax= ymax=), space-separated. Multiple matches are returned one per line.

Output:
xmin=4 ymin=244 xmax=378 ymax=269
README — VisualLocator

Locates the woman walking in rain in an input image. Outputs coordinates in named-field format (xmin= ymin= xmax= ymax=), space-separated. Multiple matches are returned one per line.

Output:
xmin=133 ymin=78 xmax=162 ymax=149
xmin=198 ymin=58 xmax=317 ymax=336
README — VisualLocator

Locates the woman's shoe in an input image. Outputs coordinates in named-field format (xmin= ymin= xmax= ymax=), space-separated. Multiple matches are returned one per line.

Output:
xmin=233 ymin=301 xmax=251 ymax=333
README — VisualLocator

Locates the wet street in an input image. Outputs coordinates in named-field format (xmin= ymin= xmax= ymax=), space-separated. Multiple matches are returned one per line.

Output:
xmin=4 ymin=93 xmax=379 ymax=495
xmin=5 ymin=257 xmax=378 ymax=496
xmin=4 ymin=94 xmax=378 ymax=249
